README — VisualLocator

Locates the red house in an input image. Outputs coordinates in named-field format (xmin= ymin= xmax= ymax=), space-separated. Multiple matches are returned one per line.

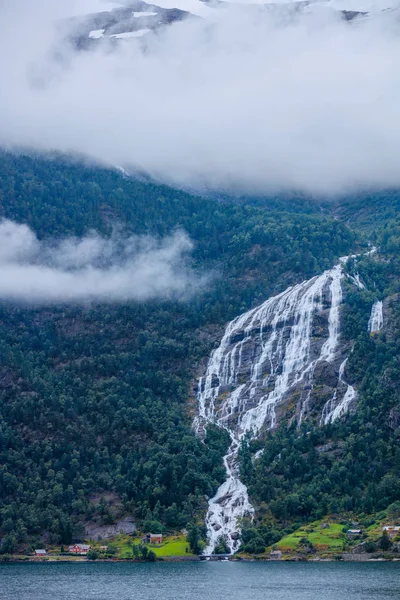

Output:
xmin=142 ymin=533 xmax=163 ymax=545
xmin=68 ymin=544 xmax=91 ymax=555
xmin=150 ymin=534 xmax=163 ymax=544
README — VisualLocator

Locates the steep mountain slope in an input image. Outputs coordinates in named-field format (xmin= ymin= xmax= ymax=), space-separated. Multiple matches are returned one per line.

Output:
xmin=195 ymin=215 xmax=400 ymax=554
xmin=0 ymin=152 xmax=399 ymax=556
xmin=196 ymin=257 xmax=362 ymax=552
xmin=0 ymin=152 xmax=355 ymax=553
xmin=333 ymin=190 xmax=400 ymax=234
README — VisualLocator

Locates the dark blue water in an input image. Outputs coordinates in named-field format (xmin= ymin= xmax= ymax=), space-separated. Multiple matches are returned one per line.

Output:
xmin=1 ymin=561 xmax=399 ymax=600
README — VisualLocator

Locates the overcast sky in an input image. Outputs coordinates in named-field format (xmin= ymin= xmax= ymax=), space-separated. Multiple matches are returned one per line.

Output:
xmin=1 ymin=0 xmax=400 ymax=195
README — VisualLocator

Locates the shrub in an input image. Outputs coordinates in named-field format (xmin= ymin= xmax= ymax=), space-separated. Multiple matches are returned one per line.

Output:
xmin=107 ymin=544 xmax=118 ymax=556
xmin=0 ymin=554 xmax=11 ymax=562
xmin=243 ymin=537 xmax=265 ymax=554
xmin=387 ymin=501 xmax=400 ymax=521
xmin=364 ymin=541 xmax=378 ymax=553
xmin=147 ymin=550 xmax=157 ymax=562
xmin=214 ymin=537 xmax=230 ymax=555
xmin=380 ymin=531 xmax=391 ymax=551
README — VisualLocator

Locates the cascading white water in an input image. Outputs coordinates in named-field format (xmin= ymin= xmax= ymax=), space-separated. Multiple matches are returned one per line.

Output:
xmin=349 ymin=273 xmax=365 ymax=290
xmin=196 ymin=257 xmax=358 ymax=554
xmin=368 ymin=301 xmax=383 ymax=333
xmin=321 ymin=358 xmax=357 ymax=424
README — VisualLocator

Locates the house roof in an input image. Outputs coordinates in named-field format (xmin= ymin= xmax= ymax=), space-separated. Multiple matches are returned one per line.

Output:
xmin=35 ymin=549 xmax=46 ymax=554
xmin=347 ymin=529 xmax=362 ymax=533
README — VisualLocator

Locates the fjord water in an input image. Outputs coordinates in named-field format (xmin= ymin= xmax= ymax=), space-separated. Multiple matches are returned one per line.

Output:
xmin=1 ymin=562 xmax=399 ymax=600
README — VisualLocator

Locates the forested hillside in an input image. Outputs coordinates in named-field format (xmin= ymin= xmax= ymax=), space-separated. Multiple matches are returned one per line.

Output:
xmin=0 ymin=152 xmax=357 ymax=552
xmin=1 ymin=152 xmax=399 ymax=556
xmin=238 ymin=221 xmax=400 ymax=553
xmin=333 ymin=189 xmax=400 ymax=235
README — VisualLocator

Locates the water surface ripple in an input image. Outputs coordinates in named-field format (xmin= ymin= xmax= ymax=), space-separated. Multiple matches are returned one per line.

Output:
xmin=1 ymin=561 xmax=399 ymax=600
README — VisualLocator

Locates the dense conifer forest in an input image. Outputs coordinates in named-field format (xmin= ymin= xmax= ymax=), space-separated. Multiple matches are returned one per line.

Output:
xmin=0 ymin=151 xmax=399 ymax=554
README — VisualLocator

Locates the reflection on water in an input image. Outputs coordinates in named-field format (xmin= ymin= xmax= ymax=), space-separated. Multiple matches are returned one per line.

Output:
xmin=1 ymin=561 xmax=400 ymax=600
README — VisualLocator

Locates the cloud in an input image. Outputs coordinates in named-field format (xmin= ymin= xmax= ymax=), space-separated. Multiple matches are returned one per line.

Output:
xmin=1 ymin=1 xmax=400 ymax=194
xmin=0 ymin=220 xmax=201 ymax=303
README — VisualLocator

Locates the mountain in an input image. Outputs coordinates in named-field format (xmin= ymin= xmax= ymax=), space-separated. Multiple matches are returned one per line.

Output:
xmin=197 ymin=247 xmax=400 ymax=553
xmin=197 ymin=258 xmax=360 ymax=553
xmin=61 ymin=0 xmax=400 ymax=46
xmin=0 ymin=151 xmax=399 ymax=557
xmin=198 ymin=201 xmax=400 ymax=554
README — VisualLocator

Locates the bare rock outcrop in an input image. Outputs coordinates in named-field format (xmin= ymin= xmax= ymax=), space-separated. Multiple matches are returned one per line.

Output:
xmin=85 ymin=517 xmax=136 ymax=540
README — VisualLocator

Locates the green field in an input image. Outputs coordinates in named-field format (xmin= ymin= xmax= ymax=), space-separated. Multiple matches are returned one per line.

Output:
xmin=152 ymin=538 xmax=191 ymax=557
xmin=118 ymin=535 xmax=192 ymax=558
xmin=275 ymin=521 xmax=345 ymax=552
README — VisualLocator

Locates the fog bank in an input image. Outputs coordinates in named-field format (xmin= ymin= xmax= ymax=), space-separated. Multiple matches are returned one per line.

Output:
xmin=0 ymin=220 xmax=200 ymax=303
xmin=1 ymin=0 xmax=400 ymax=194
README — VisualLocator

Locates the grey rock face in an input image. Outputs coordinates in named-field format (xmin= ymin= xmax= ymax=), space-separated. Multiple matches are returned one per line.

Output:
xmin=389 ymin=405 xmax=400 ymax=431
xmin=196 ymin=260 xmax=361 ymax=555
xmin=384 ymin=294 xmax=400 ymax=341
xmin=85 ymin=517 xmax=136 ymax=540
xmin=67 ymin=1 xmax=194 ymax=49
xmin=198 ymin=262 xmax=358 ymax=438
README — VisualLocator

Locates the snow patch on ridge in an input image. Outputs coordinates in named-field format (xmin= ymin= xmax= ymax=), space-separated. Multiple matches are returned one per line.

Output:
xmin=89 ymin=29 xmax=106 ymax=38
xmin=132 ymin=11 xmax=159 ymax=16
xmin=111 ymin=29 xmax=151 ymax=37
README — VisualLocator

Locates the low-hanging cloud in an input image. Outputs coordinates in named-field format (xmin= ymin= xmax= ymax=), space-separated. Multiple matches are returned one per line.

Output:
xmin=1 ymin=0 xmax=400 ymax=195
xmin=0 ymin=220 xmax=201 ymax=303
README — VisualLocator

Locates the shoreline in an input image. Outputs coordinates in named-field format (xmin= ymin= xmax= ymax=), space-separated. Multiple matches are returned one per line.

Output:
xmin=3 ymin=554 xmax=400 ymax=564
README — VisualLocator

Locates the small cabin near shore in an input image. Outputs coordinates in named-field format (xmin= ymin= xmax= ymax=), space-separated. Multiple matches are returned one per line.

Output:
xmin=270 ymin=550 xmax=282 ymax=560
xmin=383 ymin=526 xmax=400 ymax=539
xmin=68 ymin=544 xmax=91 ymax=555
xmin=347 ymin=529 xmax=362 ymax=539
xmin=142 ymin=533 xmax=163 ymax=545
xmin=34 ymin=549 xmax=47 ymax=556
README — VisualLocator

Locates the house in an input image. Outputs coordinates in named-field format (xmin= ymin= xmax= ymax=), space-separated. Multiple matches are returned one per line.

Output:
xmin=270 ymin=550 xmax=282 ymax=560
xmin=100 ymin=545 xmax=108 ymax=551
xmin=383 ymin=526 xmax=400 ymax=539
xmin=142 ymin=533 xmax=163 ymax=545
xmin=150 ymin=533 xmax=163 ymax=544
xmin=347 ymin=529 xmax=362 ymax=538
xmin=34 ymin=549 xmax=47 ymax=556
xmin=68 ymin=544 xmax=91 ymax=555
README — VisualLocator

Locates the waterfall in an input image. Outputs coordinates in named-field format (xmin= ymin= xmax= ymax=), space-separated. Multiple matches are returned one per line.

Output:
xmin=196 ymin=257 xmax=358 ymax=554
xmin=321 ymin=358 xmax=357 ymax=425
xmin=348 ymin=273 xmax=365 ymax=290
xmin=368 ymin=301 xmax=383 ymax=333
